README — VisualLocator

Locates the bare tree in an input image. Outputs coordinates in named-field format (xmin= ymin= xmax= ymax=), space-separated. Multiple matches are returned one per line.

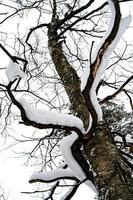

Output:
xmin=0 ymin=0 xmax=133 ymax=199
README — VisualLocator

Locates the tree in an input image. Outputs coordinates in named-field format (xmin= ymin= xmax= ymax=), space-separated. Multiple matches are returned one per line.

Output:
xmin=0 ymin=0 xmax=133 ymax=199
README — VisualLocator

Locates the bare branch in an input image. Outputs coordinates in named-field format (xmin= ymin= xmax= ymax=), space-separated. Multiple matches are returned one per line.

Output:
xmin=101 ymin=75 xmax=133 ymax=104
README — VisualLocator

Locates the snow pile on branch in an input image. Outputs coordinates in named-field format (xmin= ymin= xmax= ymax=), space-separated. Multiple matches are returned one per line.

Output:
xmin=81 ymin=12 xmax=132 ymax=94
xmin=20 ymin=98 xmax=84 ymax=132
xmin=80 ymin=0 xmax=115 ymax=92
xmin=29 ymin=169 xmax=75 ymax=183
xmin=60 ymin=132 xmax=97 ymax=193
xmin=90 ymin=15 xmax=132 ymax=122
xmin=91 ymin=0 xmax=116 ymax=64
xmin=6 ymin=60 xmax=25 ymax=82
xmin=81 ymin=65 xmax=90 ymax=92
xmin=115 ymin=134 xmax=133 ymax=144
xmin=60 ymin=132 xmax=84 ymax=179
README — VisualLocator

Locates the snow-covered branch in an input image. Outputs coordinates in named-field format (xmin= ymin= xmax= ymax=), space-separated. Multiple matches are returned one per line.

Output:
xmin=20 ymin=98 xmax=85 ymax=134
xmin=29 ymin=169 xmax=77 ymax=183
xmin=60 ymin=132 xmax=97 ymax=194
xmin=82 ymin=0 xmax=132 ymax=133
xmin=6 ymin=60 xmax=25 ymax=82
xmin=6 ymin=83 xmax=84 ymax=136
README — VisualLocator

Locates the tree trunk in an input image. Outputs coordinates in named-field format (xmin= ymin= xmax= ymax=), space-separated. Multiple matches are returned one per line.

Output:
xmin=84 ymin=125 xmax=133 ymax=200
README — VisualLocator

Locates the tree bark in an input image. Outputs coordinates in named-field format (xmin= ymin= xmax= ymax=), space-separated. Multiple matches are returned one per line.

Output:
xmin=48 ymin=39 xmax=89 ymax=129
xmin=84 ymin=125 xmax=133 ymax=200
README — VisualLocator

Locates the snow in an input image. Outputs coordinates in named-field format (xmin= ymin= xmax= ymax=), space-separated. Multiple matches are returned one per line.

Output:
xmin=81 ymin=64 xmax=90 ymax=92
xmin=115 ymin=134 xmax=133 ymax=144
xmin=29 ymin=169 xmax=74 ymax=182
xmin=6 ymin=60 xmax=25 ymax=82
xmin=81 ymin=0 xmax=132 ymax=122
xmin=57 ymin=160 xmax=66 ymax=168
xmin=60 ymin=132 xmax=84 ymax=180
xmin=60 ymin=132 xmax=97 ymax=193
xmin=105 ymin=15 xmax=132 ymax=58
xmin=81 ymin=0 xmax=116 ymax=92
xmin=19 ymin=98 xmax=84 ymax=132
xmin=126 ymin=134 xmax=133 ymax=143
xmin=90 ymin=15 xmax=132 ymax=122
xmin=90 ymin=57 xmax=110 ymax=121
xmin=91 ymin=0 xmax=116 ymax=64
xmin=88 ymin=0 xmax=117 ymax=121
xmin=114 ymin=136 xmax=123 ymax=143
xmin=60 ymin=181 xmax=77 ymax=200
xmin=86 ymin=114 xmax=92 ymax=133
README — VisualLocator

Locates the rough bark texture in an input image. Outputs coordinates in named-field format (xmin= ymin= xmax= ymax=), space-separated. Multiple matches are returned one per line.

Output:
xmin=84 ymin=125 xmax=133 ymax=200
xmin=48 ymin=40 xmax=89 ymax=129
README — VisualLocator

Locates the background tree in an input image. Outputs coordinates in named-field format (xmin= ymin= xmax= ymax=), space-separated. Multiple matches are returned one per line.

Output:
xmin=0 ymin=0 xmax=133 ymax=199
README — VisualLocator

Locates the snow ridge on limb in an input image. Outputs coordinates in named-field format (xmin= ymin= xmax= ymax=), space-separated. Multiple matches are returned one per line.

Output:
xmin=29 ymin=169 xmax=77 ymax=183
xmin=90 ymin=14 xmax=132 ymax=121
xmin=60 ymin=132 xmax=97 ymax=194
xmin=81 ymin=0 xmax=132 ymax=131
xmin=19 ymin=98 xmax=85 ymax=133
xmin=6 ymin=86 xmax=84 ymax=134
xmin=82 ymin=0 xmax=121 ymax=128
xmin=81 ymin=0 xmax=116 ymax=92
xmin=6 ymin=60 xmax=25 ymax=82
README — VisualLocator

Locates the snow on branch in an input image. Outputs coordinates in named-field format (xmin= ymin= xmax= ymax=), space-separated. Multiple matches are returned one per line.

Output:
xmin=81 ymin=0 xmax=116 ymax=92
xmin=81 ymin=0 xmax=132 ymax=130
xmin=90 ymin=14 xmax=132 ymax=122
xmin=60 ymin=132 xmax=85 ymax=180
xmin=20 ymin=98 xmax=85 ymax=133
xmin=29 ymin=169 xmax=77 ymax=183
xmin=6 ymin=60 xmax=25 ymax=82
xmin=60 ymin=132 xmax=97 ymax=193
xmin=90 ymin=16 xmax=132 ymax=122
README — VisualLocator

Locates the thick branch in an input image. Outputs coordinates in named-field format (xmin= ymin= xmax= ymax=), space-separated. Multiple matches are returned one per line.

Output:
xmin=48 ymin=39 xmax=89 ymax=129
xmin=6 ymin=83 xmax=83 ymax=135
xmin=29 ymin=169 xmax=77 ymax=184
xmin=82 ymin=0 xmax=121 ymax=132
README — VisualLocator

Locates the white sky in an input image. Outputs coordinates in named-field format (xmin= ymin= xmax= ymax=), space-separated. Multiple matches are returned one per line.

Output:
xmin=0 ymin=1 xmax=133 ymax=200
